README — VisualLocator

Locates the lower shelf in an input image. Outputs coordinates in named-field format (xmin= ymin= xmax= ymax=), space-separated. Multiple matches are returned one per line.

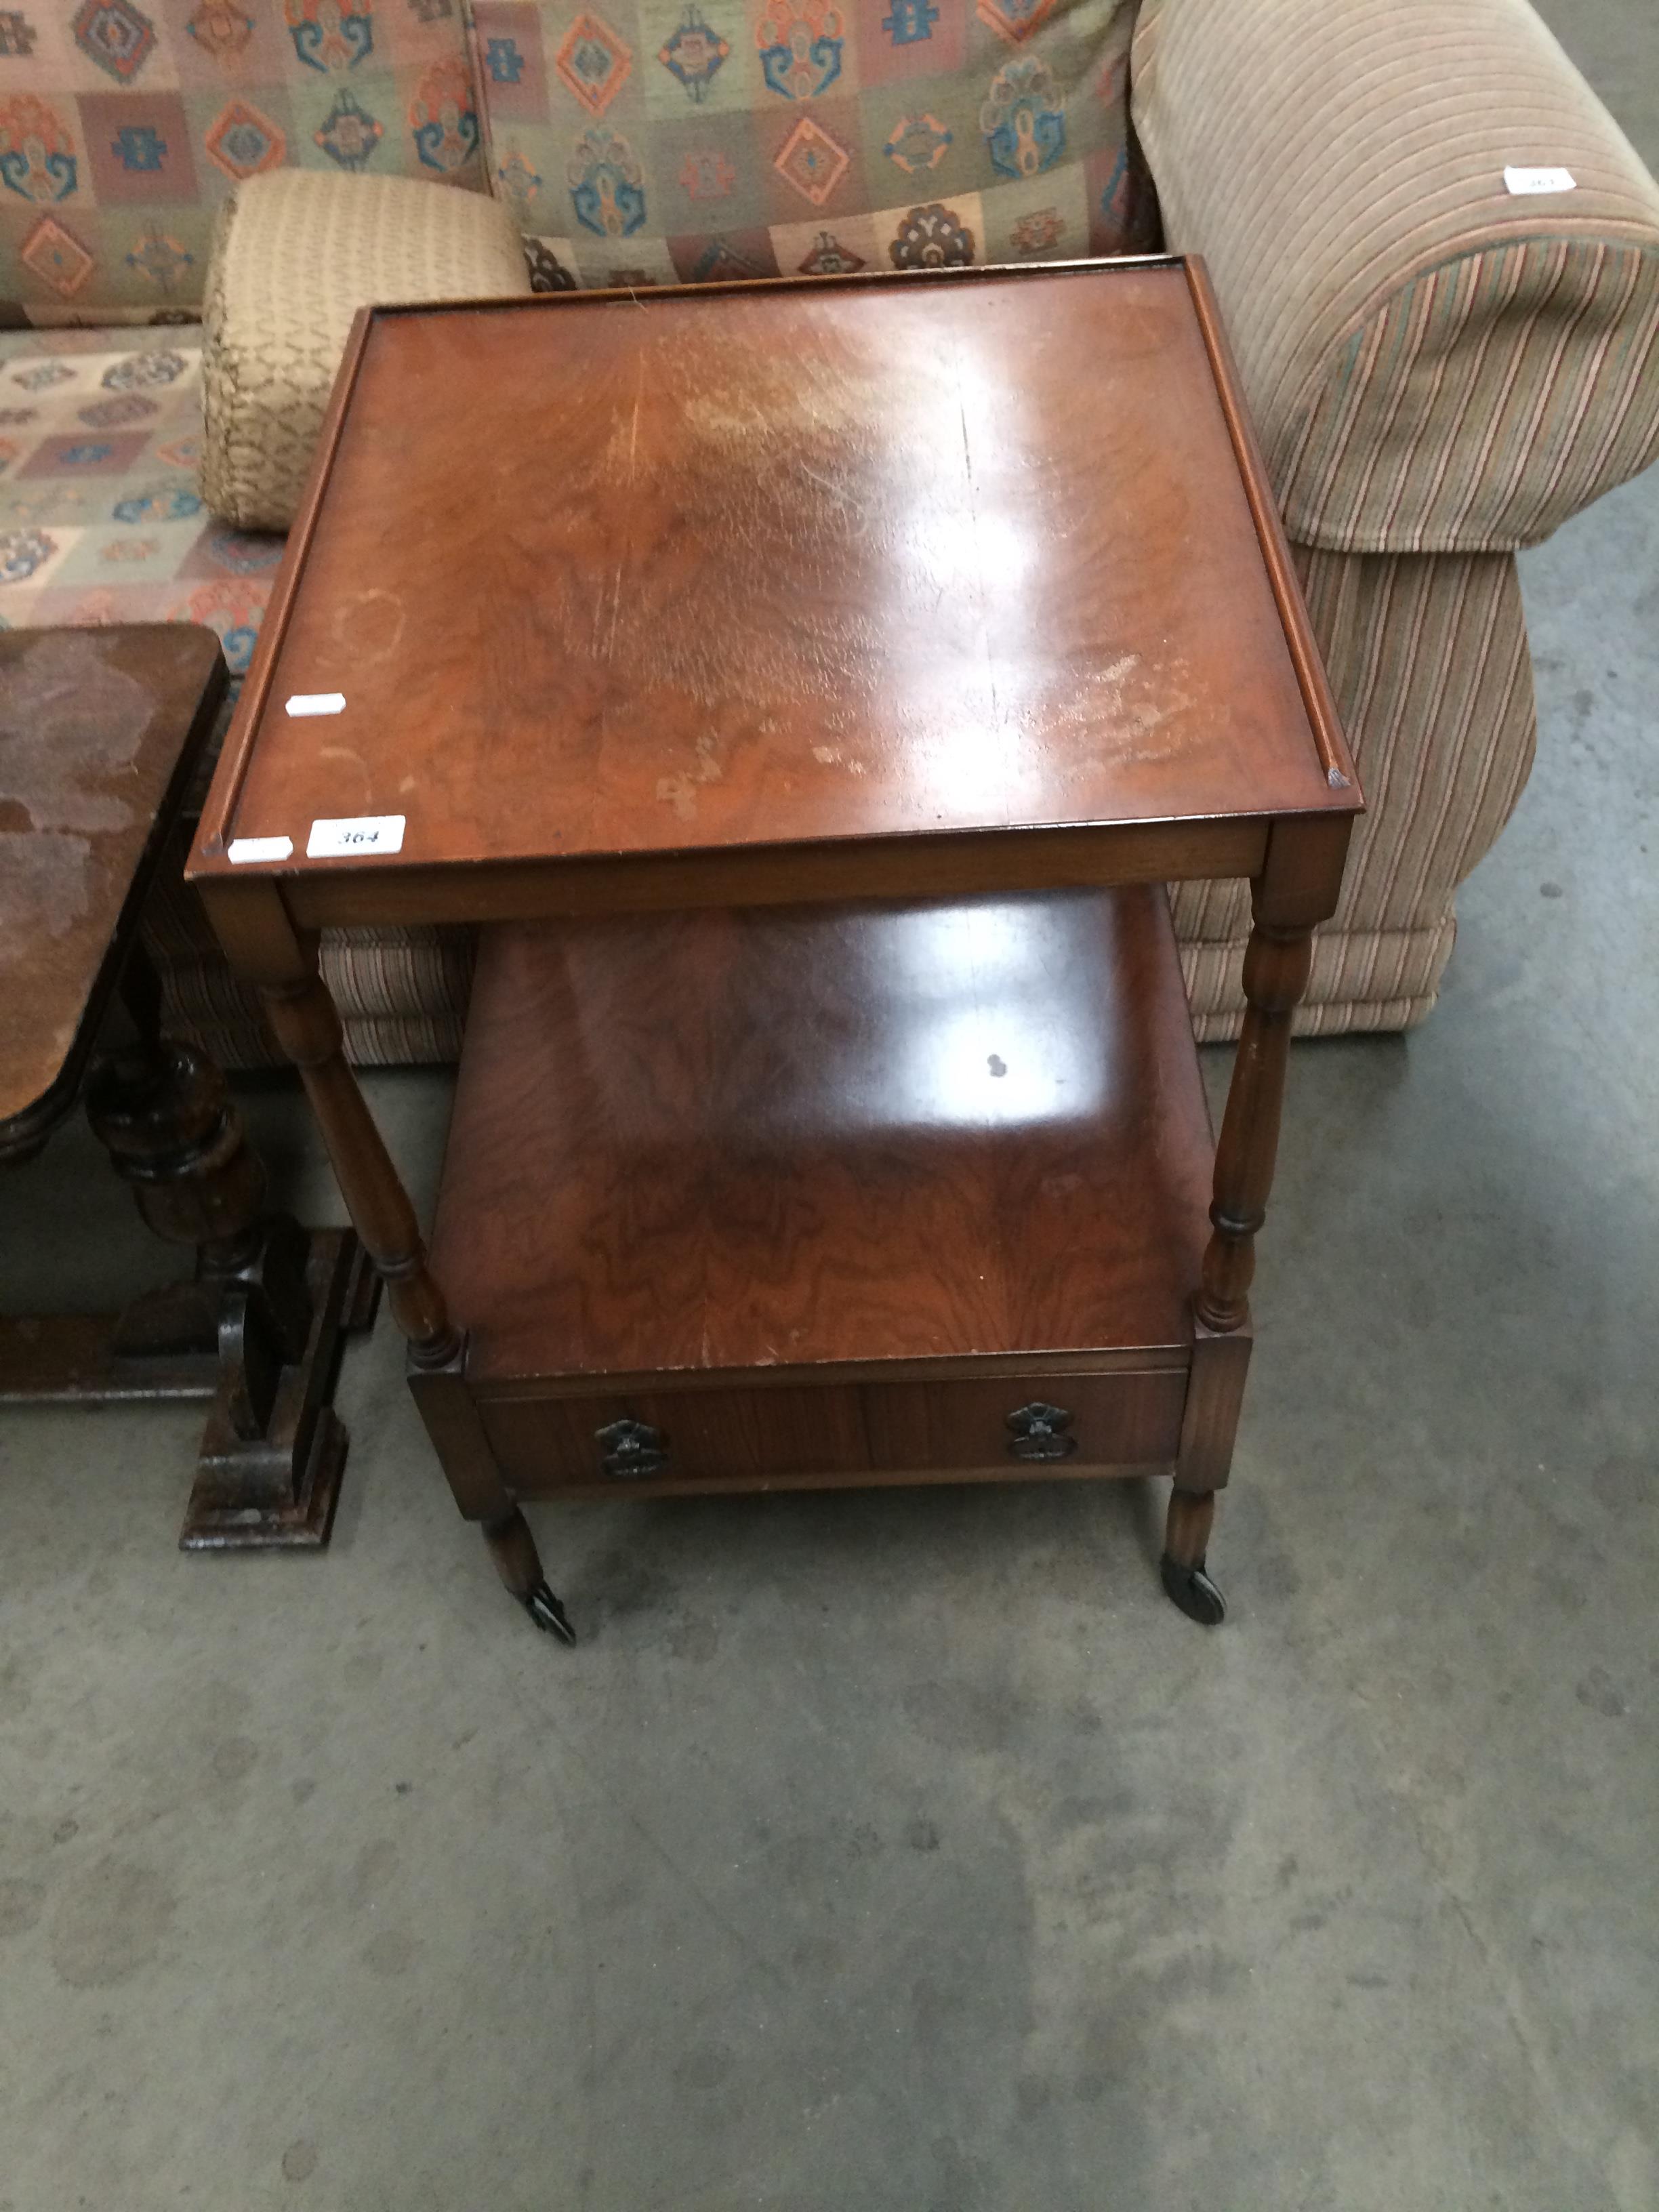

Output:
xmin=426 ymin=885 xmax=1219 ymax=1500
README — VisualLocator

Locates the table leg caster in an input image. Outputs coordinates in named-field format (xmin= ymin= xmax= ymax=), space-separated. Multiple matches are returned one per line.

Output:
xmin=525 ymin=1581 xmax=577 ymax=1644
xmin=1161 ymin=1486 xmax=1227 ymax=1626
xmin=483 ymin=1505 xmax=576 ymax=1645
xmin=1160 ymin=1554 xmax=1227 ymax=1625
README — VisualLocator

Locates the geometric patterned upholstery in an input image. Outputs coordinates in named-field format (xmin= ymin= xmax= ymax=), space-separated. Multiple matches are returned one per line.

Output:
xmin=470 ymin=0 xmax=1151 ymax=289
xmin=200 ymin=168 xmax=531 ymax=529
xmin=0 ymin=0 xmax=487 ymax=323
xmin=0 ymin=321 xmax=280 ymax=665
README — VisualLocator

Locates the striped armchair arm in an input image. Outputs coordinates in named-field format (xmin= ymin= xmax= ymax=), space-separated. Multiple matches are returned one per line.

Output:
xmin=1131 ymin=0 xmax=1659 ymax=554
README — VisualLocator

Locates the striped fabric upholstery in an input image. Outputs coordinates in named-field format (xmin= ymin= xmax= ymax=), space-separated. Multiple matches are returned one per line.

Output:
xmin=1177 ymin=542 xmax=1536 ymax=1038
xmin=1132 ymin=0 xmax=1659 ymax=553
xmin=142 ymin=832 xmax=474 ymax=1067
xmin=155 ymin=937 xmax=473 ymax=1068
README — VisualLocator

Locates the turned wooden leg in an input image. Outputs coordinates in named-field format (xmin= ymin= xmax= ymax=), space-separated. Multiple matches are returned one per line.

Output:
xmin=199 ymin=886 xmax=572 ymax=1613
xmin=87 ymin=951 xmax=268 ymax=1279
xmin=484 ymin=1507 xmax=575 ymax=1644
xmin=257 ymin=959 xmax=459 ymax=1369
xmin=1170 ymin=853 xmax=1324 ymax=1625
xmin=1160 ymin=1488 xmax=1225 ymax=1626
xmin=1195 ymin=918 xmax=1314 ymax=1334
xmin=255 ymin=943 xmax=574 ymax=1641
xmin=403 ymin=1280 xmax=579 ymax=1645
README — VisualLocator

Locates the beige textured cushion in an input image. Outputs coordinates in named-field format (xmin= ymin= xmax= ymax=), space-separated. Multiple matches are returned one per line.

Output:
xmin=1134 ymin=0 xmax=1659 ymax=554
xmin=201 ymin=173 xmax=531 ymax=533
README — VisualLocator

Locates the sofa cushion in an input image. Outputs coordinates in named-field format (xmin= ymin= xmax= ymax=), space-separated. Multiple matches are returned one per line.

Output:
xmin=0 ymin=0 xmax=487 ymax=325
xmin=200 ymin=168 xmax=531 ymax=531
xmin=468 ymin=0 xmax=1153 ymax=287
xmin=0 ymin=321 xmax=283 ymax=669
xmin=1134 ymin=0 xmax=1659 ymax=554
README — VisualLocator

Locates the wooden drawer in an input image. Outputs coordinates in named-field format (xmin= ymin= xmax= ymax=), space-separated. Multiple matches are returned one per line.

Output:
xmin=478 ymin=1366 xmax=1187 ymax=1500
xmin=482 ymin=1385 xmax=872 ymax=1496
xmin=863 ymin=1370 xmax=1186 ymax=1473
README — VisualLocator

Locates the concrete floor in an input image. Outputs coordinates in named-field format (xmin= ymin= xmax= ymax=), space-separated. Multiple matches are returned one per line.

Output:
xmin=3 ymin=12 xmax=1657 ymax=2209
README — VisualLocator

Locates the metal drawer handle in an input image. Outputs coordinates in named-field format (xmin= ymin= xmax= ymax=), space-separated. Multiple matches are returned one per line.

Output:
xmin=596 ymin=1418 xmax=668 ymax=1480
xmin=1006 ymin=1401 xmax=1077 ymax=1462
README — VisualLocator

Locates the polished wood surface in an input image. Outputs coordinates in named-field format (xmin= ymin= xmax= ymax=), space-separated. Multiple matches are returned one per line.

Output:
xmin=1 ymin=624 xmax=224 ymax=1145
xmin=184 ymin=261 xmax=1363 ymax=1631
xmin=1195 ymin=815 xmax=1345 ymax=1335
xmin=428 ymin=884 xmax=1214 ymax=1383
xmin=479 ymin=1370 xmax=1189 ymax=1499
xmin=262 ymin=819 xmax=1270 ymax=934
xmin=0 ymin=627 xmax=376 ymax=1549
xmin=192 ymin=260 xmax=1358 ymax=905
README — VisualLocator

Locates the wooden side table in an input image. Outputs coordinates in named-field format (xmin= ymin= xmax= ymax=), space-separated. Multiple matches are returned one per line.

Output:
xmin=188 ymin=260 xmax=1360 ymax=1635
xmin=0 ymin=625 xmax=376 ymax=1549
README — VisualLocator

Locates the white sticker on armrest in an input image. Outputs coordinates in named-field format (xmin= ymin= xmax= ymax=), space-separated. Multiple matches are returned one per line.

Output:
xmin=226 ymin=834 xmax=294 ymax=864
xmin=306 ymin=814 xmax=405 ymax=859
xmin=286 ymin=691 xmax=346 ymax=717
xmin=1504 ymin=165 xmax=1576 ymax=195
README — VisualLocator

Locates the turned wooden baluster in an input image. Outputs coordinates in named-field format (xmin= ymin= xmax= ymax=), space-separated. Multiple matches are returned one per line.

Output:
xmin=221 ymin=899 xmax=573 ymax=1638
xmin=88 ymin=947 xmax=314 ymax=1446
xmin=1164 ymin=819 xmax=1343 ymax=1626
xmin=1195 ymin=918 xmax=1314 ymax=1334
xmin=88 ymin=947 xmax=268 ymax=1279
xmin=258 ymin=964 xmax=460 ymax=1370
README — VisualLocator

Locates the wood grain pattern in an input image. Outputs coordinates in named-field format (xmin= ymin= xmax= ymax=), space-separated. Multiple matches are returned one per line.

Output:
xmin=1174 ymin=1319 xmax=1252 ymax=1491
xmin=1 ymin=625 xmax=224 ymax=1143
xmin=479 ymin=1369 xmax=1185 ymax=1497
xmin=428 ymin=884 xmax=1214 ymax=1385
xmin=196 ymin=306 xmax=377 ymax=848
xmin=273 ymin=819 xmax=1270 ymax=934
xmin=861 ymin=1369 xmax=1185 ymax=1472
xmin=1183 ymin=258 xmax=1356 ymax=794
xmin=176 ymin=258 xmax=1366 ymax=1624
xmin=0 ymin=626 xmax=375 ymax=1551
xmin=190 ymin=260 xmax=1357 ymax=903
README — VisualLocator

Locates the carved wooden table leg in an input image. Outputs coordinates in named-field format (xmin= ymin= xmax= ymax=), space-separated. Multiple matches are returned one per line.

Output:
xmin=1166 ymin=818 xmax=1340 ymax=1624
xmin=255 ymin=938 xmax=574 ymax=1639
xmin=79 ymin=948 xmax=379 ymax=1549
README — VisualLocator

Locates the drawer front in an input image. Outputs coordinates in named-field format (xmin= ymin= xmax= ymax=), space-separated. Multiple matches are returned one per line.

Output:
xmin=480 ymin=1368 xmax=1185 ymax=1497
xmin=482 ymin=1385 xmax=873 ymax=1496
xmin=863 ymin=1371 xmax=1186 ymax=1473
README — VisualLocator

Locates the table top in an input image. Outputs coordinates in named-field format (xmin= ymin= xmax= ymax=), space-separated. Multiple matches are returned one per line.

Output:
xmin=192 ymin=260 xmax=1357 ymax=917
xmin=1 ymin=624 xmax=226 ymax=1144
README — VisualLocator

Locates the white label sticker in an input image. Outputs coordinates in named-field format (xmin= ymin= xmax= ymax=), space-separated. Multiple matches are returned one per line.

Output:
xmin=306 ymin=814 xmax=405 ymax=859
xmin=285 ymin=691 xmax=346 ymax=717
xmin=1504 ymin=165 xmax=1576 ymax=195
xmin=226 ymin=834 xmax=294 ymax=865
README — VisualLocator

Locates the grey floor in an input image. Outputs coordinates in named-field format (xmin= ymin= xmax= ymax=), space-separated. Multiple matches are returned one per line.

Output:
xmin=3 ymin=9 xmax=1657 ymax=2207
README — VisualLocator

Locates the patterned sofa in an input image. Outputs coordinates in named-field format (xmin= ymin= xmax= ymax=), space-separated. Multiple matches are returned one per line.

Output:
xmin=4 ymin=0 xmax=1658 ymax=1064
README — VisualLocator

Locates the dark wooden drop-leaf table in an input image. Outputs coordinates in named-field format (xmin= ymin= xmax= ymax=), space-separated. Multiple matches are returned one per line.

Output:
xmin=0 ymin=623 xmax=377 ymax=1547
xmin=188 ymin=258 xmax=1361 ymax=1639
